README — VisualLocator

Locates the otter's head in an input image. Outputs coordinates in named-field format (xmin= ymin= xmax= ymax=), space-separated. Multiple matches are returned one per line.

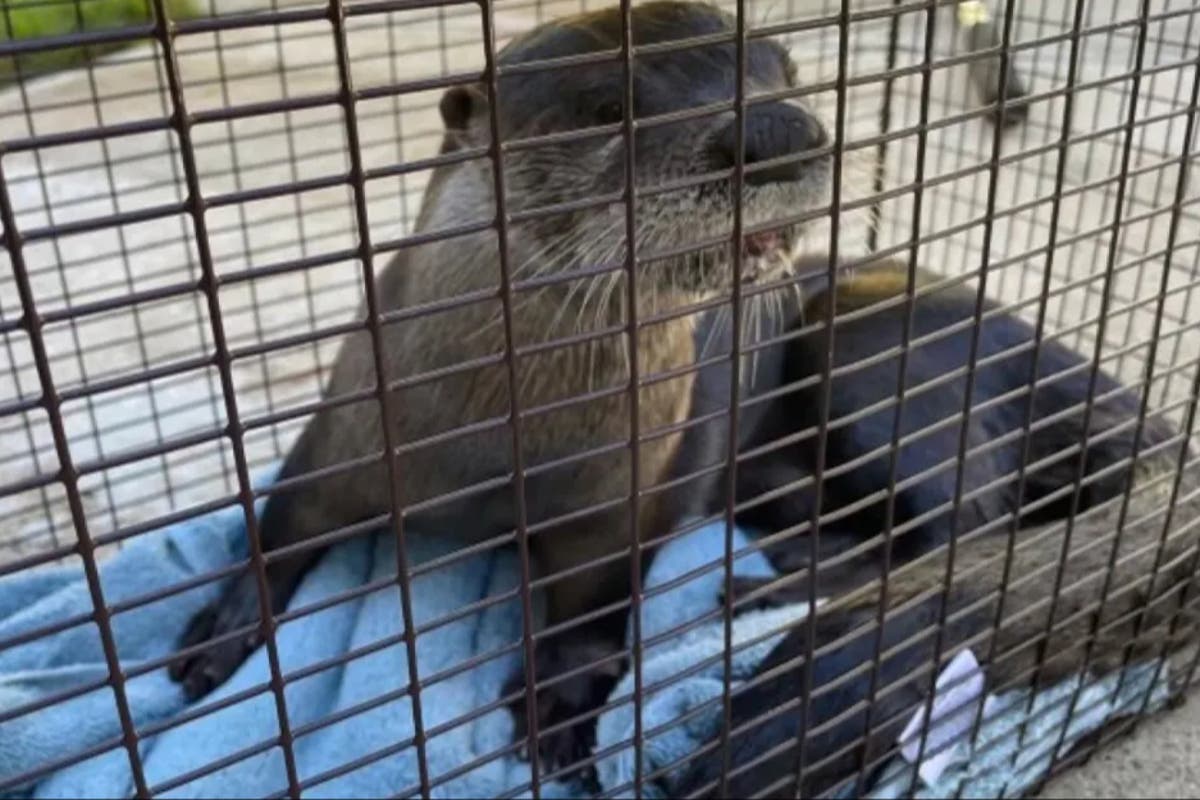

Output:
xmin=433 ymin=1 xmax=831 ymax=309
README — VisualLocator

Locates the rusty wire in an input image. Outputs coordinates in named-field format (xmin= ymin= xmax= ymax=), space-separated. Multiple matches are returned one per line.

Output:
xmin=1 ymin=0 xmax=1200 ymax=798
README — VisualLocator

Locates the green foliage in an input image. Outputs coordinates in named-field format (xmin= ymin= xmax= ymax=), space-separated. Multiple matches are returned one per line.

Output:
xmin=0 ymin=0 xmax=198 ymax=83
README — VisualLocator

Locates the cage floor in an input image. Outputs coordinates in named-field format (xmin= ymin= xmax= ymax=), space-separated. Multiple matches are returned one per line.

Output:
xmin=1 ymin=0 xmax=1198 ymax=796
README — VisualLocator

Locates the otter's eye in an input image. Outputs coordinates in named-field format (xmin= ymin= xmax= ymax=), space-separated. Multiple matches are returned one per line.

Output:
xmin=594 ymin=100 xmax=625 ymax=125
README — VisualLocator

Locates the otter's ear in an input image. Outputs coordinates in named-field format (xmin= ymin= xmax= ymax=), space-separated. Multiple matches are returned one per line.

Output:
xmin=439 ymin=85 xmax=487 ymax=131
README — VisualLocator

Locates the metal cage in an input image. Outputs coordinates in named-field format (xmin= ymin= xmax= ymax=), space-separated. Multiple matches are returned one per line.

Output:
xmin=1 ymin=0 xmax=1198 ymax=797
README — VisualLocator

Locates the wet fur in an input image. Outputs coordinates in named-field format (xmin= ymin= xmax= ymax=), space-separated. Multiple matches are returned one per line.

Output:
xmin=672 ymin=259 xmax=1200 ymax=797
xmin=170 ymin=0 xmax=833 ymax=775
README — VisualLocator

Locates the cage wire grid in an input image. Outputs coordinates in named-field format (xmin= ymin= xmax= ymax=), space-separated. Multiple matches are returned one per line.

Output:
xmin=0 ymin=0 xmax=1198 ymax=797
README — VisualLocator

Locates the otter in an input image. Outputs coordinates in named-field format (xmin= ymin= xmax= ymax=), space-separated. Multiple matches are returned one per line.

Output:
xmin=669 ymin=259 xmax=1200 ymax=797
xmin=170 ymin=0 xmax=833 ymax=772
xmin=727 ymin=262 xmax=1182 ymax=580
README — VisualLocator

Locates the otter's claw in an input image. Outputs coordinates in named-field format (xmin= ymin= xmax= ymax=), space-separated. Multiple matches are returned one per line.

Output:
xmin=169 ymin=573 xmax=265 ymax=700
xmin=505 ymin=636 xmax=623 ymax=787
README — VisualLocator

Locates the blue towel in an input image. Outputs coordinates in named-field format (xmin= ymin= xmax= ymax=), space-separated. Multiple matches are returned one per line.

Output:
xmin=0 ymin=470 xmax=1174 ymax=799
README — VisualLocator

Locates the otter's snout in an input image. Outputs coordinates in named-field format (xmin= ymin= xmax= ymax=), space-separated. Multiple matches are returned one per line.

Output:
xmin=709 ymin=103 xmax=828 ymax=185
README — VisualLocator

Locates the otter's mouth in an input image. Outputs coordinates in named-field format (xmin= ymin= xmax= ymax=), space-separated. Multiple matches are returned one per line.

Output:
xmin=744 ymin=230 xmax=784 ymax=257
xmin=739 ymin=228 xmax=794 ymax=282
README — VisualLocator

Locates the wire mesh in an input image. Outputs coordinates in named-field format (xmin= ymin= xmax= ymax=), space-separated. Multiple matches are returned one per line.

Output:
xmin=1 ymin=0 xmax=1199 ymax=797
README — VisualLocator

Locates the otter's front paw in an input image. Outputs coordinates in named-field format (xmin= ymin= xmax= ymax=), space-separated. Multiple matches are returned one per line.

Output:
xmin=505 ymin=636 xmax=625 ymax=785
xmin=169 ymin=573 xmax=265 ymax=700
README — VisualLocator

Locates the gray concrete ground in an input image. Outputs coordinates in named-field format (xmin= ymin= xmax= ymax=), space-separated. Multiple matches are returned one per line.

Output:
xmin=0 ymin=0 xmax=1197 ymax=795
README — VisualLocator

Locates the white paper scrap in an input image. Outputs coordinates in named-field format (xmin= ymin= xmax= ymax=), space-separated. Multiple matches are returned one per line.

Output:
xmin=898 ymin=649 xmax=990 ymax=785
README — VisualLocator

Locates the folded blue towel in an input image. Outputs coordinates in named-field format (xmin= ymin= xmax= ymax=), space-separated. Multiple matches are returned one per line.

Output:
xmin=0 ymin=466 xmax=799 ymax=800
xmin=0 ymin=470 xmax=1174 ymax=799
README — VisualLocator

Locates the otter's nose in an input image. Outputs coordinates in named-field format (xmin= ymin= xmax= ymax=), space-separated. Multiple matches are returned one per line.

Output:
xmin=710 ymin=103 xmax=828 ymax=185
